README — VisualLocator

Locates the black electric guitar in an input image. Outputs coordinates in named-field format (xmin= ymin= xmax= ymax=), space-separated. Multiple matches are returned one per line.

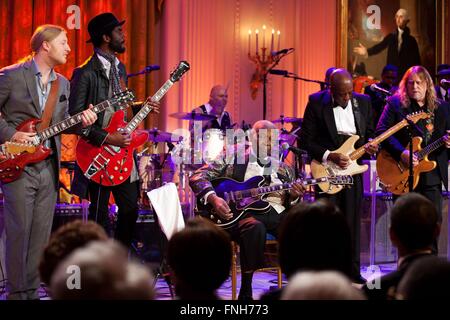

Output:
xmin=197 ymin=175 xmax=353 ymax=229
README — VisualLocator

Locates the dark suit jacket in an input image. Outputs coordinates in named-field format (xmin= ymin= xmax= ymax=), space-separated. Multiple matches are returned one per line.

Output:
xmin=376 ymin=95 xmax=450 ymax=189
xmin=68 ymin=53 xmax=128 ymax=198
xmin=0 ymin=59 xmax=71 ymax=187
xmin=364 ymin=82 xmax=398 ymax=127
xmin=299 ymin=90 xmax=375 ymax=163
xmin=362 ymin=253 xmax=432 ymax=300
xmin=435 ymin=85 xmax=449 ymax=102
xmin=367 ymin=27 xmax=421 ymax=77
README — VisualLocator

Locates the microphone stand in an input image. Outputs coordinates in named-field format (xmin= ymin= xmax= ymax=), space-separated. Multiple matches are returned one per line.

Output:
xmin=127 ymin=66 xmax=159 ymax=78
xmin=405 ymin=118 xmax=423 ymax=193
xmin=263 ymin=51 xmax=292 ymax=120
xmin=282 ymin=72 xmax=327 ymax=87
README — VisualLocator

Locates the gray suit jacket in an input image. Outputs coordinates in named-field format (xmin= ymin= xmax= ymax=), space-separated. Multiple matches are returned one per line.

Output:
xmin=0 ymin=59 xmax=70 ymax=183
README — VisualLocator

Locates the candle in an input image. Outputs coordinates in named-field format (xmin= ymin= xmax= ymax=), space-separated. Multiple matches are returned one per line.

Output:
xmin=248 ymin=29 xmax=251 ymax=55
xmin=262 ymin=25 xmax=266 ymax=49
xmin=255 ymin=29 xmax=259 ymax=55
xmin=271 ymin=29 xmax=274 ymax=52
xmin=277 ymin=30 xmax=281 ymax=51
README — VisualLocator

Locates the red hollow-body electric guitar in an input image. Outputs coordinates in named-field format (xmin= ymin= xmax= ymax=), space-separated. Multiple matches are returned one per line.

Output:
xmin=0 ymin=90 xmax=135 ymax=183
xmin=76 ymin=61 xmax=190 ymax=186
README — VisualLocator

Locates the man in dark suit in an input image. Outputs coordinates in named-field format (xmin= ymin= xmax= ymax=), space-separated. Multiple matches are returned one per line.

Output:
xmin=69 ymin=13 xmax=158 ymax=248
xmin=0 ymin=25 xmax=96 ymax=299
xmin=435 ymin=64 xmax=450 ymax=102
xmin=300 ymin=68 xmax=377 ymax=282
xmin=364 ymin=64 xmax=399 ymax=125
xmin=376 ymin=66 xmax=450 ymax=254
xmin=353 ymin=9 xmax=421 ymax=78
xmin=363 ymin=193 xmax=439 ymax=300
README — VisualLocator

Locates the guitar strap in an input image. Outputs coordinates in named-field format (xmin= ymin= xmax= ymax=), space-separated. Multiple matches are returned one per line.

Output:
xmin=119 ymin=76 xmax=134 ymax=123
xmin=36 ymin=75 xmax=60 ymax=132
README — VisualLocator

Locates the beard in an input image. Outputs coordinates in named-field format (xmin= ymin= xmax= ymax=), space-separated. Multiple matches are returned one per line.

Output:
xmin=109 ymin=39 xmax=126 ymax=54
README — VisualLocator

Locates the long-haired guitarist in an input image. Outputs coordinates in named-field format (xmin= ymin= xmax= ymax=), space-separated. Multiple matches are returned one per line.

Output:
xmin=68 ymin=13 xmax=159 ymax=248
xmin=299 ymin=68 xmax=378 ymax=283
xmin=0 ymin=25 xmax=97 ymax=299
xmin=189 ymin=120 xmax=305 ymax=300
xmin=376 ymin=65 xmax=450 ymax=254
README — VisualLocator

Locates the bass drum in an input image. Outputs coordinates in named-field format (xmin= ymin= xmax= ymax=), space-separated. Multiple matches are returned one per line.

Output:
xmin=201 ymin=128 xmax=225 ymax=163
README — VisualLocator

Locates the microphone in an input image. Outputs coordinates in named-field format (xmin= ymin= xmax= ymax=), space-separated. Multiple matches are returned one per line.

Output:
xmin=281 ymin=142 xmax=307 ymax=155
xmin=440 ymin=79 xmax=450 ymax=86
xmin=370 ymin=84 xmax=393 ymax=96
xmin=269 ymin=69 xmax=288 ymax=76
xmin=127 ymin=65 xmax=160 ymax=77
xmin=271 ymin=48 xmax=294 ymax=56
xmin=144 ymin=65 xmax=160 ymax=72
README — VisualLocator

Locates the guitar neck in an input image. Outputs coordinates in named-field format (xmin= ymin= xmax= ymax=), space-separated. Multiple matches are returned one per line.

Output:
xmin=236 ymin=177 xmax=326 ymax=199
xmin=37 ymin=100 xmax=112 ymax=143
xmin=350 ymin=118 xmax=410 ymax=160
xmin=124 ymin=79 xmax=174 ymax=134
xmin=416 ymin=135 xmax=446 ymax=160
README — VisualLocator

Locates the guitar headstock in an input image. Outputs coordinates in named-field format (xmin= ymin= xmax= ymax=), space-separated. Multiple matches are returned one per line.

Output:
xmin=111 ymin=89 xmax=135 ymax=110
xmin=2 ymin=141 xmax=37 ymax=155
xmin=329 ymin=175 xmax=354 ymax=186
xmin=170 ymin=61 xmax=190 ymax=83
xmin=406 ymin=111 xmax=430 ymax=124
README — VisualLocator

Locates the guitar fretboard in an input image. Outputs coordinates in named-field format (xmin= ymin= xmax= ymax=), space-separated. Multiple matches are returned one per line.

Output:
xmin=124 ymin=80 xmax=174 ymax=134
xmin=350 ymin=115 xmax=424 ymax=160
xmin=232 ymin=177 xmax=328 ymax=198
xmin=37 ymin=100 xmax=112 ymax=143
xmin=416 ymin=135 xmax=446 ymax=160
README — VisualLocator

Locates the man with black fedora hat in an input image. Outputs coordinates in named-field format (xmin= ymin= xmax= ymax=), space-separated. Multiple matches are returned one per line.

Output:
xmin=435 ymin=64 xmax=450 ymax=102
xmin=69 ymin=12 xmax=158 ymax=248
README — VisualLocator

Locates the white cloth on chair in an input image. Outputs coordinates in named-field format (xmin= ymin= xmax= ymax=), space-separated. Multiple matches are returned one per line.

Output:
xmin=147 ymin=182 xmax=185 ymax=240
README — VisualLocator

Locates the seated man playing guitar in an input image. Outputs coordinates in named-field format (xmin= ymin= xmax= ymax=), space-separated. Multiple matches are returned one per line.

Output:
xmin=189 ymin=120 xmax=305 ymax=300
xmin=376 ymin=65 xmax=450 ymax=254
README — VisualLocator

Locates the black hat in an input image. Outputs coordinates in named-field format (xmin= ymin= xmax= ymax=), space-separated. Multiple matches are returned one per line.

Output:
xmin=86 ymin=13 xmax=125 ymax=43
xmin=436 ymin=64 xmax=450 ymax=77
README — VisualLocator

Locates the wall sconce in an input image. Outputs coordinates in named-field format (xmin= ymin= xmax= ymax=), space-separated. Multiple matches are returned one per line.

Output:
xmin=248 ymin=25 xmax=281 ymax=100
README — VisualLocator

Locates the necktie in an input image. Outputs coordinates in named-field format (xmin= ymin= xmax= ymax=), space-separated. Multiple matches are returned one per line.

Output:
xmin=398 ymin=31 xmax=402 ymax=52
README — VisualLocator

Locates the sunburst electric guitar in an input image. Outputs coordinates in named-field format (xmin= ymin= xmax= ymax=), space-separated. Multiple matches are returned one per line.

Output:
xmin=377 ymin=133 xmax=448 ymax=195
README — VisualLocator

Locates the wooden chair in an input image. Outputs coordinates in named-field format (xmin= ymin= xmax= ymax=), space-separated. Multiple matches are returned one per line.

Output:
xmin=230 ymin=233 xmax=283 ymax=300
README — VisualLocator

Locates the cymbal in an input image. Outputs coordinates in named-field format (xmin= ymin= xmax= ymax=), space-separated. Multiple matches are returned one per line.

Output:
xmin=169 ymin=112 xmax=217 ymax=121
xmin=143 ymin=129 xmax=183 ymax=143
xmin=272 ymin=116 xmax=303 ymax=124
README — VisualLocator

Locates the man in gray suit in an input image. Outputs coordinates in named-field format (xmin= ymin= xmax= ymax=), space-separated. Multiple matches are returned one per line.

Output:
xmin=0 ymin=25 xmax=97 ymax=299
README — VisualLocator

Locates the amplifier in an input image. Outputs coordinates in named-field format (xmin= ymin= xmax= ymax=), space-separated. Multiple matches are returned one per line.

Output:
xmin=52 ymin=203 xmax=86 ymax=232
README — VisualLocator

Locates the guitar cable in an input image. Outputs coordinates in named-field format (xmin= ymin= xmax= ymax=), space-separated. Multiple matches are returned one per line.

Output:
xmin=95 ymin=176 xmax=102 ymax=226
